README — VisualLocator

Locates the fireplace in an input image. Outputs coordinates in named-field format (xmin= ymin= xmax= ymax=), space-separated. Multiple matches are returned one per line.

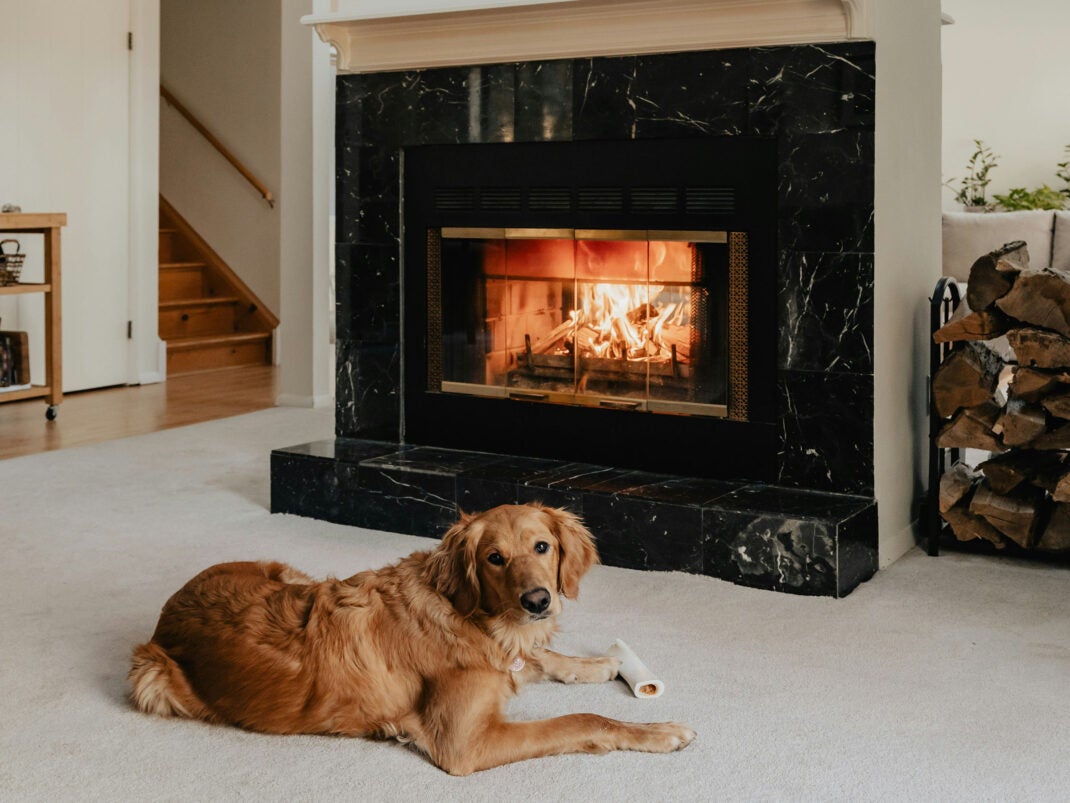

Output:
xmin=274 ymin=35 xmax=882 ymax=597
xmin=404 ymin=137 xmax=778 ymax=478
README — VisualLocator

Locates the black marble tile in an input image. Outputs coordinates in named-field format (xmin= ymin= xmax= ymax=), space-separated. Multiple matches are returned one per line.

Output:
xmin=836 ymin=503 xmax=879 ymax=596
xmin=573 ymin=56 xmax=637 ymax=141
xmin=337 ymin=147 xmax=400 ymax=246
xmin=515 ymin=60 xmax=573 ymax=142
xmin=633 ymin=49 xmax=751 ymax=139
xmin=618 ymin=475 xmax=740 ymax=505
xmin=777 ymin=371 xmax=874 ymax=495
xmin=336 ymin=243 xmax=400 ymax=344
xmin=748 ymin=42 xmax=875 ymax=136
xmin=778 ymin=251 xmax=874 ymax=373
xmin=778 ymin=131 xmax=874 ymax=254
xmin=457 ymin=477 xmax=520 ymax=512
xmin=583 ymin=494 xmax=704 ymax=573
xmin=355 ymin=459 xmax=461 ymax=536
xmin=703 ymin=510 xmax=837 ymax=596
xmin=341 ymin=72 xmax=422 ymax=150
xmin=414 ymin=67 xmax=475 ymax=145
xmin=710 ymin=484 xmax=873 ymax=521
xmin=361 ymin=445 xmax=506 ymax=475
xmin=335 ymin=340 xmax=401 ymax=441
xmin=472 ymin=63 xmax=516 ymax=143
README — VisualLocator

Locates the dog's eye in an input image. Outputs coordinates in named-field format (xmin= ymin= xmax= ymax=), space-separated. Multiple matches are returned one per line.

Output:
xmin=487 ymin=552 xmax=505 ymax=566
xmin=534 ymin=541 xmax=549 ymax=554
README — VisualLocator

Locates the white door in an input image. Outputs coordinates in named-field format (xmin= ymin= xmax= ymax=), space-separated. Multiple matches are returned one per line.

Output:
xmin=0 ymin=0 xmax=131 ymax=392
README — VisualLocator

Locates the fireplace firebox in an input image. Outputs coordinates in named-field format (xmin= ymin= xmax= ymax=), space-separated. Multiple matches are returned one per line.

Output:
xmin=404 ymin=138 xmax=779 ymax=480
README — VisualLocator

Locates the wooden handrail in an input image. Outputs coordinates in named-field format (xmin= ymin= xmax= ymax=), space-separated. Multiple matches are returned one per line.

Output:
xmin=160 ymin=85 xmax=275 ymax=208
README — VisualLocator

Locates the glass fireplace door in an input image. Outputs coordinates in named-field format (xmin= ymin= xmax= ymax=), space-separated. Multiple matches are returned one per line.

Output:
xmin=436 ymin=228 xmax=729 ymax=418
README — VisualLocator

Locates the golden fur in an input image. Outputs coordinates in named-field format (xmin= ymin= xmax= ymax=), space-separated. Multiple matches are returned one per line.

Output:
xmin=129 ymin=503 xmax=695 ymax=774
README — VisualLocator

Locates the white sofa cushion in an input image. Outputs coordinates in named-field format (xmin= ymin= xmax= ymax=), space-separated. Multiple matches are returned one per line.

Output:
xmin=1053 ymin=211 xmax=1070 ymax=272
xmin=942 ymin=210 xmax=1055 ymax=280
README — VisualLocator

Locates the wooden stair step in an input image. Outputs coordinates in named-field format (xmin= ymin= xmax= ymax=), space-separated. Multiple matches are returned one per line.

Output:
xmin=160 ymin=260 xmax=208 ymax=269
xmin=166 ymin=332 xmax=272 ymax=375
xmin=158 ymin=296 xmax=244 ymax=339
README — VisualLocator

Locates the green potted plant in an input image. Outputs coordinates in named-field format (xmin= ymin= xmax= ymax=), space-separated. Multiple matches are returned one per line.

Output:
xmin=947 ymin=139 xmax=999 ymax=211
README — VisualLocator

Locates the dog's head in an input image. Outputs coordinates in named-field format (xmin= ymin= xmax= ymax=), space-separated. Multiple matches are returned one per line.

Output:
xmin=427 ymin=503 xmax=598 ymax=622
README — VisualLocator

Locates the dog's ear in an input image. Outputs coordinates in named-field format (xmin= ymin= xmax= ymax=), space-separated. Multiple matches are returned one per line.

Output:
xmin=543 ymin=506 xmax=599 ymax=599
xmin=426 ymin=514 xmax=483 ymax=617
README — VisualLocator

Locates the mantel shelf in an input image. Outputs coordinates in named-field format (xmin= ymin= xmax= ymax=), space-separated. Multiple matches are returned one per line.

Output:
xmin=305 ymin=0 xmax=871 ymax=74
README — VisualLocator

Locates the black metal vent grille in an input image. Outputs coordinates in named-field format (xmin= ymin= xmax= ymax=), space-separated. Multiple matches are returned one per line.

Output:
xmin=434 ymin=187 xmax=475 ymax=211
xmin=686 ymin=187 xmax=735 ymax=214
xmin=528 ymin=187 xmax=572 ymax=211
xmin=630 ymin=187 xmax=679 ymax=214
xmin=479 ymin=187 xmax=522 ymax=211
xmin=577 ymin=187 xmax=625 ymax=212
xmin=432 ymin=184 xmax=736 ymax=216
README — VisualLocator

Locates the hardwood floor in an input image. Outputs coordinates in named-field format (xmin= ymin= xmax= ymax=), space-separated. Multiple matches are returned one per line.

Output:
xmin=0 ymin=365 xmax=279 ymax=461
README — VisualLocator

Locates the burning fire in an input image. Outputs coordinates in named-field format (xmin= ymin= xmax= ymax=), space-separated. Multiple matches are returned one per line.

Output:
xmin=557 ymin=283 xmax=689 ymax=362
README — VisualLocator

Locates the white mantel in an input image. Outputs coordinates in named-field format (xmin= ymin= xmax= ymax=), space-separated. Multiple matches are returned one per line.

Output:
xmin=304 ymin=0 xmax=872 ymax=74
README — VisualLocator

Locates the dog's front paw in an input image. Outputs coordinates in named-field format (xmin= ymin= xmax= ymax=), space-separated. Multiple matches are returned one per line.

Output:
xmin=634 ymin=722 xmax=696 ymax=753
xmin=564 ymin=655 xmax=620 ymax=683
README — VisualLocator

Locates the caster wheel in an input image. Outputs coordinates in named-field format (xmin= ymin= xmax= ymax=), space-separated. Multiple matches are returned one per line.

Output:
xmin=46 ymin=405 xmax=58 ymax=421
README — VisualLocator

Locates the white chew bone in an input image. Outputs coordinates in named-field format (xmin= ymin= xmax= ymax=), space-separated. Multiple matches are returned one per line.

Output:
xmin=606 ymin=639 xmax=664 ymax=698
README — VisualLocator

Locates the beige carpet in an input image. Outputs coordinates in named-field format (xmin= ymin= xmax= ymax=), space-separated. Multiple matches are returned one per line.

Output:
xmin=1 ymin=407 xmax=1068 ymax=801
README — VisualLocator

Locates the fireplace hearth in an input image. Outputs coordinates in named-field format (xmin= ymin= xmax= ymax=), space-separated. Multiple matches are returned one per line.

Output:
xmin=272 ymin=42 xmax=879 ymax=596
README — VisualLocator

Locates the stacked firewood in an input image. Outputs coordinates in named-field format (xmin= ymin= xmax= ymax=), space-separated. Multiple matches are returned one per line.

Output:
xmin=933 ymin=240 xmax=1070 ymax=552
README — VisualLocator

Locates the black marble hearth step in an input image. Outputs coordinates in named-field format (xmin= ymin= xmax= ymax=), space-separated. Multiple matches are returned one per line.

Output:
xmin=271 ymin=439 xmax=877 ymax=598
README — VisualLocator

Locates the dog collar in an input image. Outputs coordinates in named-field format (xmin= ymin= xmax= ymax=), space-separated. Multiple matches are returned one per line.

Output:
xmin=509 ymin=656 xmax=526 ymax=672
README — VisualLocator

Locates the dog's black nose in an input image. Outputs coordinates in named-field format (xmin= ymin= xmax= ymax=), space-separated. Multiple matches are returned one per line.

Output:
xmin=520 ymin=587 xmax=551 ymax=614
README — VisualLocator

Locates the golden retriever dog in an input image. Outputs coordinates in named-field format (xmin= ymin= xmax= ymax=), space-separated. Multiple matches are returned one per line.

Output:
xmin=129 ymin=503 xmax=695 ymax=774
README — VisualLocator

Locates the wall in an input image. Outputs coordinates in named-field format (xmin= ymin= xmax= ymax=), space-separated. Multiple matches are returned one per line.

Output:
xmin=872 ymin=0 xmax=943 ymax=565
xmin=160 ymin=0 xmax=282 ymax=316
xmin=942 ymin=0 xmax=1070 ymax=209
xmin=0 ymin=0 xmax=161 ymax=393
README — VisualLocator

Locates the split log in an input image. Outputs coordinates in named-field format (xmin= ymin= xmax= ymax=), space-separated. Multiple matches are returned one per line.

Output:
xmin=932 ymin=309 xmax=1012 ymax=344
xmin=996 ymin=268 xmax=1070 ymax=337
xmin=968 ymin=485 xmax=1039 ymax=548
xmin=978 ymin=450 xmax=1067 ymax=495
xmin=1040 ymin=388 xmax=1070 ymax=419
xmin=1006 ymin=328 xmax=1070 ymax=370
xmin=940 ymin=497 xmax=1007 ymax=548
xmin=931 ymin=341 xmax=1005 ymax=419
xmin=965 ymin=240 xmax=1029 ymax=311
xmin=1036 ymin=504 xmax=1070 ymax=552
xmin=935 ymin=401 xmax=1003 ymax=451
xmin=994 ymin=398 xmax=1048 ymax=447
xmin=1033 ymin=422 xmax=1070 ymax=450
xmin=1011 ymin=367 xmax=1070 ymax=403
xmin=939 ymin=462 xmax=980 ymax=512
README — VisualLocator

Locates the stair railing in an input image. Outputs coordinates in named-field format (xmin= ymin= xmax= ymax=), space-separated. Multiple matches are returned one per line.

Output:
xmin=160 ymin=85 xmax=275 ymax=208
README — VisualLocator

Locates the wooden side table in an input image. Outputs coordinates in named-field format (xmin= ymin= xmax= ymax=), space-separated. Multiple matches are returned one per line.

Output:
xmin=0 ymin=213 xmax=66 ymax=419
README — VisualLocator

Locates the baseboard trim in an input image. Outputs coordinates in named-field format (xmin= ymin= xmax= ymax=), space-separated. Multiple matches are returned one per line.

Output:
xmin=275 ymin=392 xmax=334 ymax=409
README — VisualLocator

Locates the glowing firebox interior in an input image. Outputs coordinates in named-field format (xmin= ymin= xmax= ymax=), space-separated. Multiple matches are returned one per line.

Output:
xmin=436 ymin=229 xmax=729 ymax=416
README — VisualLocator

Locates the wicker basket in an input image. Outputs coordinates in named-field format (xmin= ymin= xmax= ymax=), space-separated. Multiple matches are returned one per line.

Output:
xmin=0 ymin=239 xmax=26 ymax=286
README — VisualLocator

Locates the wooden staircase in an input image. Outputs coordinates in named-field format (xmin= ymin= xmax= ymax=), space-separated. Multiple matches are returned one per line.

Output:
xmin=158 ymin=196 xmax=277 ymax=375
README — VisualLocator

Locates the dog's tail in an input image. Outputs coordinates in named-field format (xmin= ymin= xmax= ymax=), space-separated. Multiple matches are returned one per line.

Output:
xmin=128 ymin=642 xmax=213 ymax=721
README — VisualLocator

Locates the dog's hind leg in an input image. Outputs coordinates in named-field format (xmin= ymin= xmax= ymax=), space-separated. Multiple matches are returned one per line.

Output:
xmin=128 ymin=642 xmax=215 ymax=722
xmin=533 ymin=649 xmax=621 ymax=684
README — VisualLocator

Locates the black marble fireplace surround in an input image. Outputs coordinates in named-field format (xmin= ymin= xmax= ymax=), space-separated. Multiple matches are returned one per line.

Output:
xmin=272 ymin=42 xmax=879 ymax=596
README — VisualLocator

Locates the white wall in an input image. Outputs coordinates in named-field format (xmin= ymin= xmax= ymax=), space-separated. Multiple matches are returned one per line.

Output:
xmin=0 ymin=0 xmax=161 ymax=393
xmin=277 ymin=0 xmax=334 ymax=408
xmin=160 ymin=0 xmax=282 ymax=315
xmin=942 ymin=0 xmax=1070 ymax=209
xmin=874 ymin=0 xmax=945 ymax=565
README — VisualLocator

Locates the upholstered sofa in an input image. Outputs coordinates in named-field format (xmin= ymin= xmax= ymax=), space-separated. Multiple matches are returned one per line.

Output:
xmin=943 ymin=209 xmax=1070 ymax=280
